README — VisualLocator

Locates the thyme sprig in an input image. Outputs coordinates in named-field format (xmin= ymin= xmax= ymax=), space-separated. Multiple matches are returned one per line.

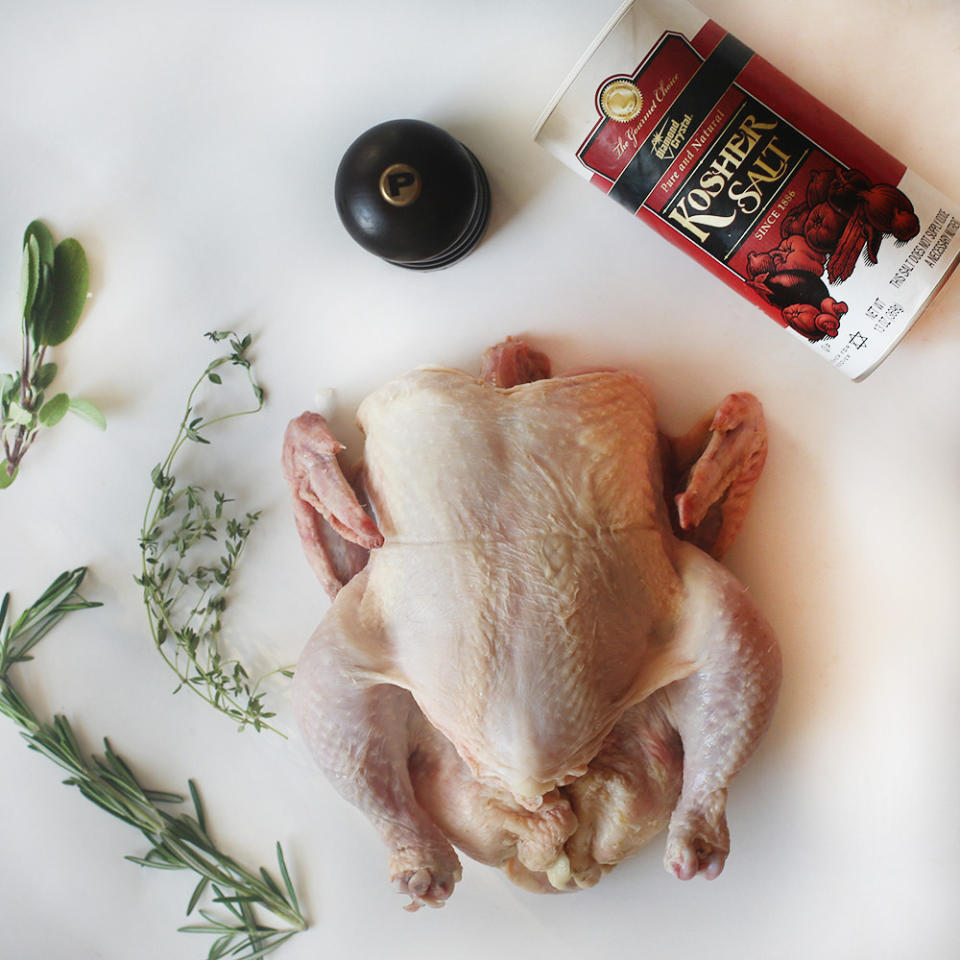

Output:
xmin=138 ymin=332 xmax=289 ymax=735
xmin=0 ymin=568 xmax=308 ymax=959
xmin=1 ymin=220 xmax=105 ymax=487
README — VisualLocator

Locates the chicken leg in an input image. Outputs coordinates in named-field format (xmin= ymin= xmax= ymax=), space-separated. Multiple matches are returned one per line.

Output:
xmin=291 ymin=573 xmax=461 ymax=910
xmin=662 ymin=542 xmax=781 ymax=880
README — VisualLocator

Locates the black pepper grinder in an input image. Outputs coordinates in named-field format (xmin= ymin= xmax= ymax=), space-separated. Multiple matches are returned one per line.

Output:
xmin=334 ymin=119 xmax=491 ymax=269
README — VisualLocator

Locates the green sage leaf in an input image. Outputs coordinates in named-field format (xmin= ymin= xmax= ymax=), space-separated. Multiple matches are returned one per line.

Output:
xmin=38 ymin=392 xmax=70 ymax=427
xmin=23 ymin=220 xmax=55 ymax=270
xmin=42 ymin=238 xmax=89 ymax=346
xmin=0 ymin=461 xmax=17 ymax=488
xmin=7 ymin=400 xmax=35 ymax=428
xmin=67 ymin=397 xmax=106 ymax=430
xmin=24 ymin=221 xmax=57 ymax=342
xmin=19 ymin=234 xmax=40 ymax=327
xmin=1 ymin=372 xmax=17 ymax=404
xmin=35 ymin=362 xmax=58 ymax=390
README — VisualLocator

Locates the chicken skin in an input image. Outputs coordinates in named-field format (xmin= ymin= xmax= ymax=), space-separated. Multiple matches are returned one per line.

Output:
xmin=283 ymin=338 xmax=780 ymax=909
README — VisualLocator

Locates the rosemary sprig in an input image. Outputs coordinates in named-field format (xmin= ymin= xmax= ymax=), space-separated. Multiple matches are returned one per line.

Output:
xmin=0 ymin=568 xmax=308 ymax=959
xmin=137 ymin=332 xmax=290 ymax=735
xmin=1 ymin=220 xmax=105 ymax=487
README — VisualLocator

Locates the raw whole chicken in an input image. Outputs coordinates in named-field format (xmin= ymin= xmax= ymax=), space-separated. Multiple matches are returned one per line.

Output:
xmin=283 ymin=337 xmax=780 ymax=910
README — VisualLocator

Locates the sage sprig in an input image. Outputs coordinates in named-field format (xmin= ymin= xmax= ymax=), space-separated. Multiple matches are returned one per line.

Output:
xmin=0 ymin=568 xmax=308 ymax=959
xmin=138 ymin=332 xmax=290 ymax=735
xmin=1 ymin=220 xmax=105 ymax=487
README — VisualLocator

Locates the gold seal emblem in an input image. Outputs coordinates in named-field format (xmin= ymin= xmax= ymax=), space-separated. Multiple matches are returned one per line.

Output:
xmin=379 ymin=163 xmax=421 ymax=206
xmin=599 ymin=79 xmax=643 ymax=123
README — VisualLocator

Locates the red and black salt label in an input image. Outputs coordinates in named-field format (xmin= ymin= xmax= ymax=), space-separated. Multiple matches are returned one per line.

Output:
xmin=535 ymin=1 xmax=960 ymax=378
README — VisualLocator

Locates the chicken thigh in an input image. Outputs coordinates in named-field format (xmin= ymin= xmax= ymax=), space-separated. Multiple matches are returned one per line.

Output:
xmin=283 ymin=338 xmax=780 ymax=909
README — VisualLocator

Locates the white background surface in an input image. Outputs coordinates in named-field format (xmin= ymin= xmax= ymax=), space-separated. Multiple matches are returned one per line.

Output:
xmin=1 ymin=1 xmax=958 ymax=958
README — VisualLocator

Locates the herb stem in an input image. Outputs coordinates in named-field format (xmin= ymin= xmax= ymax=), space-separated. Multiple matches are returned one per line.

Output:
xmin=137 ymin=332 xmax=290 ymax=736
xmin=1 ymin=569 xmax=308 ymax=956
xmin=3 ymin=222 xmax=104 ymax=485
